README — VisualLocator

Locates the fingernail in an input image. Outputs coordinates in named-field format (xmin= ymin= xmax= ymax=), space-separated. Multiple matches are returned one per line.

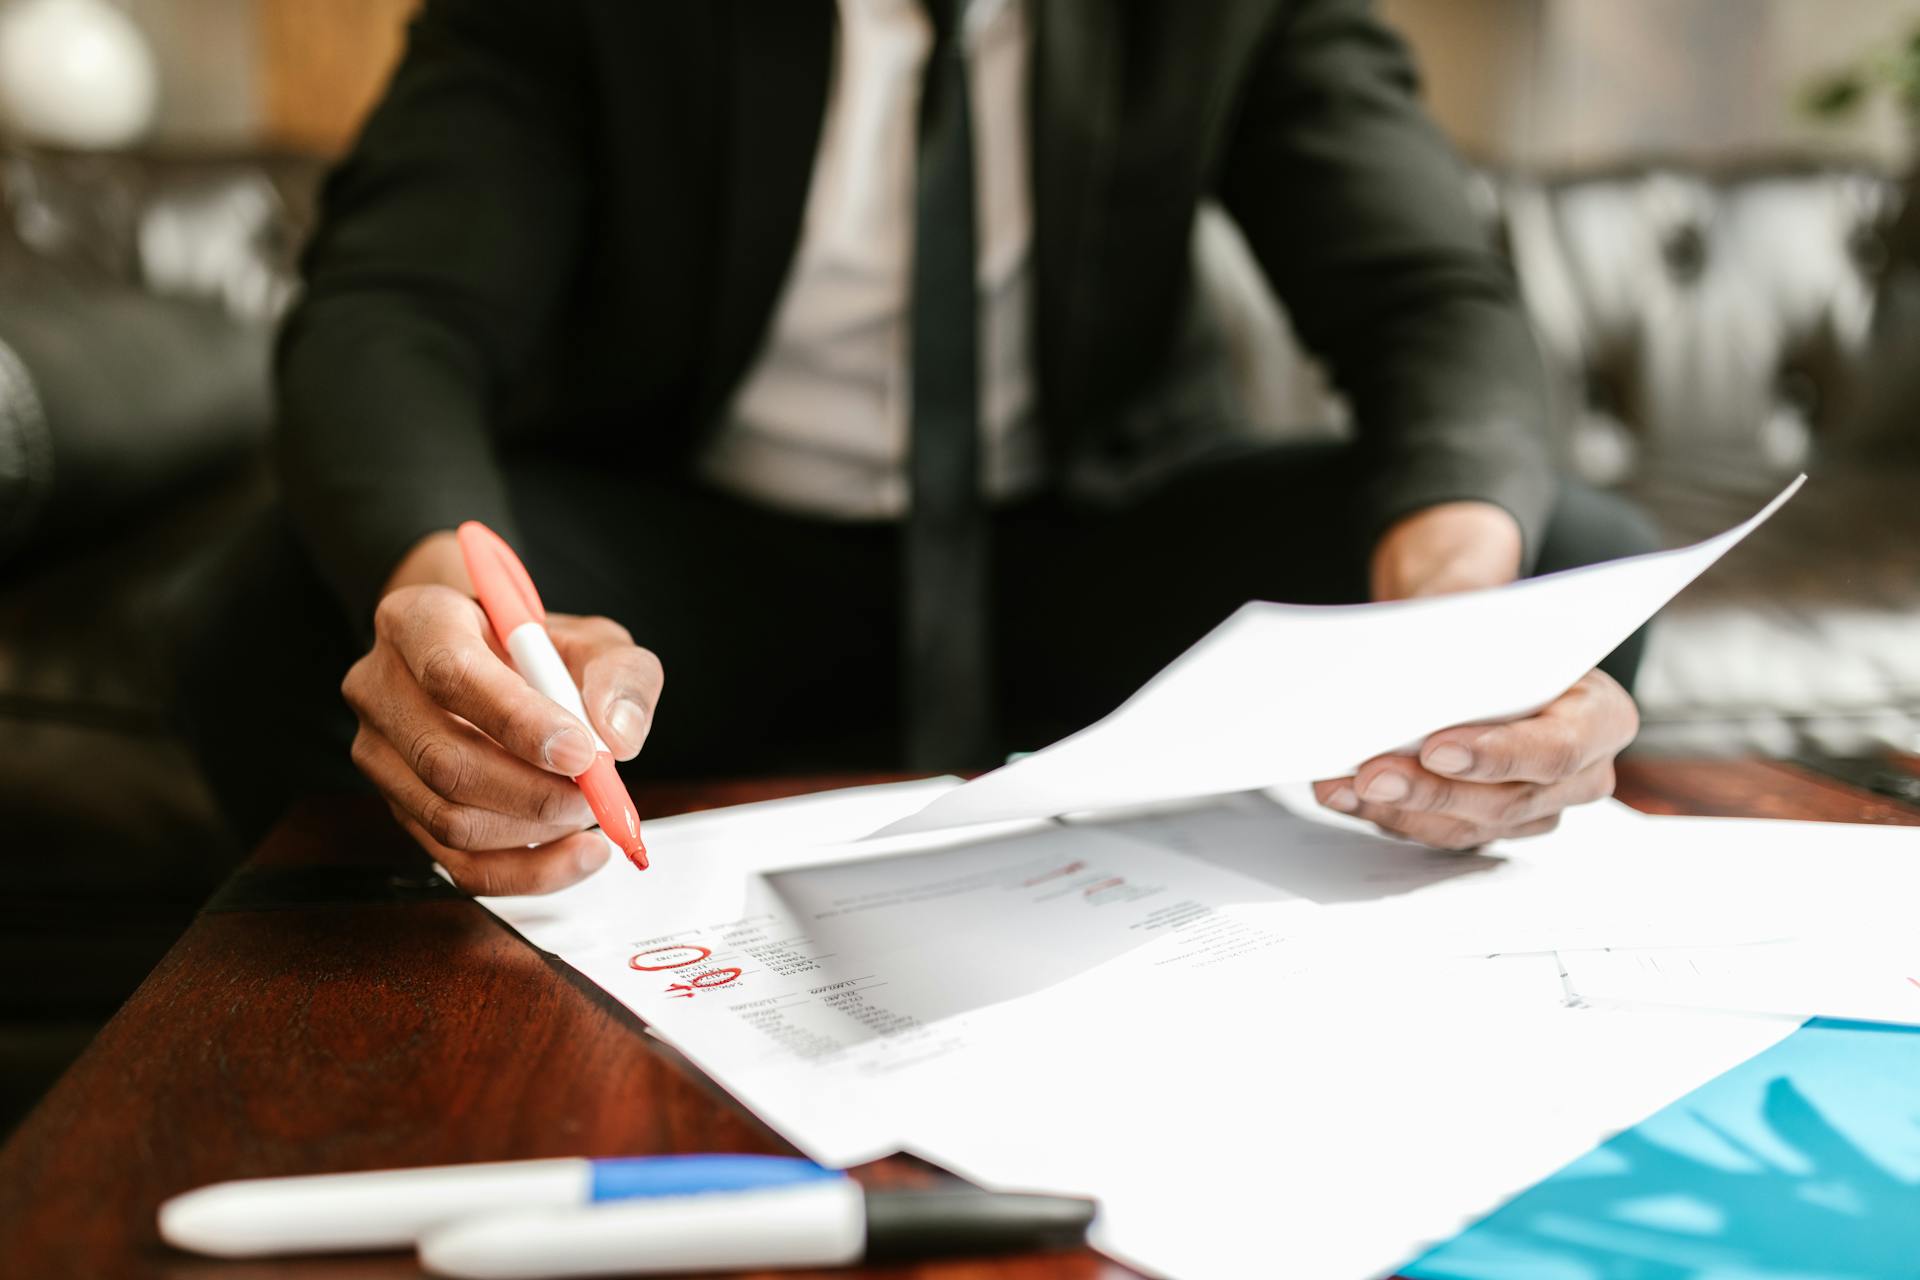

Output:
xmin=607 ymin=698 xmax=647 ymax=752
xmin=544 ymin=726 xmax=595 ymax=776
xmin=1325 ymin=786 xmax=1358 ymax=813
xmin=1362 ymin=772 xmax=1409 ymax=803
xmin=577 ymin=838 xmax=608 ymax=875
xmin=1427 ymin=743 xmax=1473 ymax=776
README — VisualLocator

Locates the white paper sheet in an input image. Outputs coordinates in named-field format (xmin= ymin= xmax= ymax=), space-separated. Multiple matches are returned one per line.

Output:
xmin=1563 ymin=939 xmax=1920 ymax=1027
xmin=472 ymin=773 xmax=1920 ymax=1279
xmin=887 ymin=952 xmax=1798 ymax=1280
xmin=871 ymin=476 xmax=1804 ymax=839
xmin=1074 ymin=788 xmax=1810 ymax=956
xmin=535 ymin=810 xmax=1330 ymax=1165
xmin=495 ymin=793 xmax=1803 ymax=1167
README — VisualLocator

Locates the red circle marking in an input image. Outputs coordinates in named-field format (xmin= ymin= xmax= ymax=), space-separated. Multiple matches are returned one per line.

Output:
xmin=688 ymin=968 xmax=743 ymax=989
xmin=629 ymin=944 xmax=712 ymax=972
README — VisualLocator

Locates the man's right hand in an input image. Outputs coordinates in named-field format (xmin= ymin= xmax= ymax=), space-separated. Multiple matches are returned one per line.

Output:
xmin=342 ymin=536 xmax=663 ymax=895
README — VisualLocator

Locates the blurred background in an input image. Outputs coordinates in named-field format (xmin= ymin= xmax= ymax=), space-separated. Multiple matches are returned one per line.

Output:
xmin=0 ymin=0 xmax=1915 ymax=1132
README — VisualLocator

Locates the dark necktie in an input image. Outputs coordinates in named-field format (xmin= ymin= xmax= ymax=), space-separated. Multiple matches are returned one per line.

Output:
xmin=904 ymin=0 xmax=993 ymax=771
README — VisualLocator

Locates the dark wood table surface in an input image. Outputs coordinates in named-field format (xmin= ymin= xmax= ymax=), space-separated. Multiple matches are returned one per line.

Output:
xmin=3 ymin=760 xmax=1918 ymax=1280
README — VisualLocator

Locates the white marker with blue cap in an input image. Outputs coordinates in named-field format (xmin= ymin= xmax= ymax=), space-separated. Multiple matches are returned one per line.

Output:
xmin=158 ymin=1154 xmax=839 ymax=1257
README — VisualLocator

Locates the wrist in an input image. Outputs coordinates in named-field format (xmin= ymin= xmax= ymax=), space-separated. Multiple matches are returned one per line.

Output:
xmin=1370 ymin=502 xmax=1523 ymax=602
xmin=382 ymin=530 xmax=472 ymax=598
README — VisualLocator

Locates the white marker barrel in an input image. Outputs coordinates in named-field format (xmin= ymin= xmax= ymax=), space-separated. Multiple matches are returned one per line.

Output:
xmin=419 ymin=1180 xmax=867 ymax=1278
xmin=506 ymin=621 xmax=611 ymax=756
xmin=160 ymin=1158 xmax=591 ymax=1257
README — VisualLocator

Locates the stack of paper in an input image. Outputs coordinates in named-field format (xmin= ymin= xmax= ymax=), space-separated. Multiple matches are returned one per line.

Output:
xmin=481 ymin=786 xmax=1920 ymax=1278
xmin=465 ymin=477 xmax=1920 ymax=1277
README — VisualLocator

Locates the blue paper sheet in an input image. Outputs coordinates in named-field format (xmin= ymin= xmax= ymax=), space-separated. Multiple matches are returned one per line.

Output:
xmin=1401 ymin=1018 xmax=1920 ymax=1280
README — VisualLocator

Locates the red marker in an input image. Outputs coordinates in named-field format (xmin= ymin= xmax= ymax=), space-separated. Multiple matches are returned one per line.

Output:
xmin=456 ymin=521 xmax=647 ymax=869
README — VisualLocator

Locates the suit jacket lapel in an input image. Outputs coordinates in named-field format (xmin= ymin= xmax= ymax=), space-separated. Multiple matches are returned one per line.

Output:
xmin=1031 ymin=0 xmax=1123 ymax=467
xmin=700 ymin=0 xmax=835 ymax=434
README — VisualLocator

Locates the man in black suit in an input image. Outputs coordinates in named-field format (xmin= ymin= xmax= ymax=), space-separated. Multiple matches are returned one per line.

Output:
xmin=184 ymin=0 xmax=1650 ymax=894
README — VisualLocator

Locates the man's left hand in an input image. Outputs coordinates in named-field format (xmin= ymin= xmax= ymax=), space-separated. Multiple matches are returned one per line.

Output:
xmin=1312 ymin=500 xmax=1640 ymax=848
xmin=1312 ymin=670 xmax=1638 ymax=848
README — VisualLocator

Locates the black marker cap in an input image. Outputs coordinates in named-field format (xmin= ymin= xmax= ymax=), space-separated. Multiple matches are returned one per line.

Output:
xmin=862 ymin=1187 xmax=1097 ymax=1263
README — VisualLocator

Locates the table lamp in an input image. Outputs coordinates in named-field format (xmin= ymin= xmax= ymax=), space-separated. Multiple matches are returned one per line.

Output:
xmin=0 ymin=0 xmax=158 ymax=149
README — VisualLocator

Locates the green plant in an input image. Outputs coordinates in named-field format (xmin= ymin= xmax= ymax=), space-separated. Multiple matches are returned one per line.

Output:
xmin=1803 ymin=24 xmax=1920 ymax=124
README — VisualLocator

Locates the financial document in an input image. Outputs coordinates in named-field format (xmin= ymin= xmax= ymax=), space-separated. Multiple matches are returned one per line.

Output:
xmin=455 ymin=472 xmax=1920 ymax=1279
xmin=874 ymin=476 xmax=1804 ymax=838
xmin=475 ymin=784 xmax=1920 ymax=1279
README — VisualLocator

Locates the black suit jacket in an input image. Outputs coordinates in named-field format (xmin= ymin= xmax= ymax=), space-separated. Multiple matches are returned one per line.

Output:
xmin=279 ymin=0 xmax=1553 ymax=618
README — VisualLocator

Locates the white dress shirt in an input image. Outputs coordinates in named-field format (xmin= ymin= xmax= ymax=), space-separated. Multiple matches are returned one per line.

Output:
xmin=698 ymin=0 xmax=1043 ymax=520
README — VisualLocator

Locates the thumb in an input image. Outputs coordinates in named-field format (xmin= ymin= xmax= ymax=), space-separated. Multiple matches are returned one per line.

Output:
xmin=549 ymin=615 xmax=665 ymax=760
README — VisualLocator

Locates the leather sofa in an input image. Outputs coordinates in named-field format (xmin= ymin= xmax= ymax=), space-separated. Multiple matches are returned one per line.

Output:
xmin=1205 ymin=160 xmax=1920 ymax=754
xmin=0 ymin=148 xmax=313 ymax=1130
xmin=1 ymin=145 xmax=1915 ymax=1131
xmin=1504 ymin=165 xmax=1919 ymax=756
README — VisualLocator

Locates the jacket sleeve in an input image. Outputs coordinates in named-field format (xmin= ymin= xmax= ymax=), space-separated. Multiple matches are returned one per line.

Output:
xmin=1218 ymin=0 xmax=1554 ymax=563
xmin=276 ymin=0 xmax=589 ymax=621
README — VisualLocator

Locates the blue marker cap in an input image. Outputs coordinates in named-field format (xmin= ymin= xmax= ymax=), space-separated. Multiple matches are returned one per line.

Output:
xmin=589 ymin=1155 xmax=844 ymax=1202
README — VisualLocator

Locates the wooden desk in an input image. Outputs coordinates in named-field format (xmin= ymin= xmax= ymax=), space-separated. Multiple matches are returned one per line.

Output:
xmin=3 ymin=762 xmax=1916 ymax=1280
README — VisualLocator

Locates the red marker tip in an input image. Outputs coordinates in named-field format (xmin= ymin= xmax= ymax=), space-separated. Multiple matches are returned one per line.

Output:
xmin=575 ymin=754 xmax=647 ymax=872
